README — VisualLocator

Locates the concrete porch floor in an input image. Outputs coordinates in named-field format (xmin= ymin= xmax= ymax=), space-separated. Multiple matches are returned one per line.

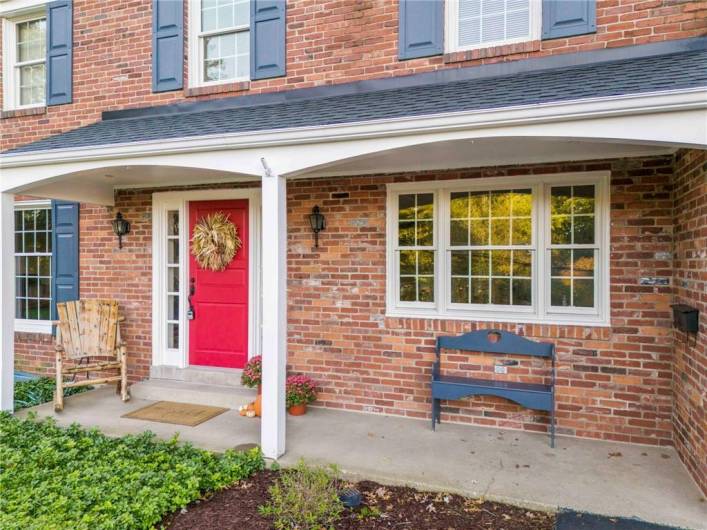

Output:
xmin=17 ymin=386 xmax=706 ymax=530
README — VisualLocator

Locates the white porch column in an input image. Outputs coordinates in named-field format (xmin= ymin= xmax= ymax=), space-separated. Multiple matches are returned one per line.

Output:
xmin=260 ymin=160 xmax=287 ymax=458
xmin=0 ymin=193 xmax=15 ymax=412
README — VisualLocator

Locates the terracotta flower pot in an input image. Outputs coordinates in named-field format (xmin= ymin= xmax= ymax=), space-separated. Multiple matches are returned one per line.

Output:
xmin=288 ymin=403 xmax=307 ymax=416
xmin=257 ymin=384 xmax=262 ymax=396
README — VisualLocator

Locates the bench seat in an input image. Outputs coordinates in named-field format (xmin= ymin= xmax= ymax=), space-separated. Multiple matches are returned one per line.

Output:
xmin=432 ymin=376 xmax=553 ymax=411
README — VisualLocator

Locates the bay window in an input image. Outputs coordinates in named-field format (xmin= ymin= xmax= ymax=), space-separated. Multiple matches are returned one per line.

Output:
xmin=387 ymin=173 xmax=609 ymax=325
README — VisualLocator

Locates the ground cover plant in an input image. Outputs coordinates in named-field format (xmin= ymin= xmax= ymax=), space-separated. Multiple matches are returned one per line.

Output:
xmin=0 ymin=413 xmax=264 ymax=530
xmin=14 ymin=376 xmax=93 ymax=410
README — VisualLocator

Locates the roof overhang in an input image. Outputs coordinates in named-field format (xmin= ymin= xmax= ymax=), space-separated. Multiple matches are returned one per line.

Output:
xmin=1 ymin=87 xmax=705 ymax=204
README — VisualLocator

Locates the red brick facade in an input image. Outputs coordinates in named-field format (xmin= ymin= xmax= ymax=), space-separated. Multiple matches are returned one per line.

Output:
xmin=287 ymin=156 xmax=678 ymax=448
xmin=672 ymin=149 xmax=707 ymax=495
xmin=2 ymin=0 xmax=707 ymax=151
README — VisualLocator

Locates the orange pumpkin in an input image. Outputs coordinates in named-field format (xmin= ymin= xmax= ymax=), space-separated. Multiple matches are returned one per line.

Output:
xmin=253 ymin=395 xmax=262 ymax=417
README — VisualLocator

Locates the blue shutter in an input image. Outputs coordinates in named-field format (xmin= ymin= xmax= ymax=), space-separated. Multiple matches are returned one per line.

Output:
xmin=399 ymin=0 xmax=443 ymax=60
xmin=51 ymin=201 xmax=79 ymax=320
xmin=152 ymin=0 xmax=183 ymax=92
xmin=46 ymin=0 xmax=72 ymax=105
xmin=250 ymin=0 xmax=286 ymax=80
xmin=542 ymin=0 xmax=596 ymax=40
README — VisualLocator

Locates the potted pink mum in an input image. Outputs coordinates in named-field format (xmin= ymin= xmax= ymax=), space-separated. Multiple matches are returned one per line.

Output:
xmin=286 ymin=374 xmax=317 ymax=415
xmin=241 ymin=355 xmax=262 ymax=394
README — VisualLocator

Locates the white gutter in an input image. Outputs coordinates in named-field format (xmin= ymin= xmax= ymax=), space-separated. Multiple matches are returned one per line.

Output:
xmin=1 ymin=87 xmax=706 ymax=169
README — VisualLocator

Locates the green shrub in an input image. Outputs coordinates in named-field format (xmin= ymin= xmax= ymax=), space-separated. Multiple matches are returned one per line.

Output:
xmin=0 ymin=413 xmax=265 ymax=530
xmin=259 ymin=459 xmax=344 ymax=530
xmin=14 ymin=377 xmax=92 ymax=410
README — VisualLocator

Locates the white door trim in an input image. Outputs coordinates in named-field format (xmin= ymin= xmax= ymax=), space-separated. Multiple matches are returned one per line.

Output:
xmin=151 ymin=188 xmax=261 ymax=369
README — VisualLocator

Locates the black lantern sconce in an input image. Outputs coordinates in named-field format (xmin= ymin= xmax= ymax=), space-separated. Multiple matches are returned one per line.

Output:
xmin=111 ymin=212 xmax=131 ymax=249
xmin=308 ymin=205 xmax=325 ymax=248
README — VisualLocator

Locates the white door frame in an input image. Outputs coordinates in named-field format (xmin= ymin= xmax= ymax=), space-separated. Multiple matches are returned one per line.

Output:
xmin=151 ymin=188 xmax=262 ymax=369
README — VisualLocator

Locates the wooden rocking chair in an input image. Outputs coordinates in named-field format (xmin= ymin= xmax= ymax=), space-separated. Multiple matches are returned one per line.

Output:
xmin=54 ymin=299 xmax=129 ymax=412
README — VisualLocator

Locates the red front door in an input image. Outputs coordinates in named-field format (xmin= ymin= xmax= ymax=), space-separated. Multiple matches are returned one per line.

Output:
xmin=188 ymin=199 xmax=249 ymax=369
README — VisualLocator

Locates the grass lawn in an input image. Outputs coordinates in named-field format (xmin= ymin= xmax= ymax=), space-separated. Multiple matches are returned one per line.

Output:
xmin=0 ymin=413 xmax=264 ymax=530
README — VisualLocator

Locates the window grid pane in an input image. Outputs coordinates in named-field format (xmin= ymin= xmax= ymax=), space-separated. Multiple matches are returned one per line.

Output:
xmin=458 ymin=0 xmax=530 ymax=48
xmin=549 ymin=185 xmax=597 ymax=309
xmin=166 ymin=210 xmax=180 ymax=349
xmin=398 ymin=194 xmax=434 ymax=303
xmin=14 ymin=207 xmax=52 ymax=320
xmin=449 ymin=189 xmax=533 ymax=307
xmin=14 ymin=18 xmax=46 ymax=107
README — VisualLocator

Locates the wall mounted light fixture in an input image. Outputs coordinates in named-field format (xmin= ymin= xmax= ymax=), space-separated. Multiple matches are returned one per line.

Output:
xmin=111 ymin=212 xmax=131 ymax=249
xmin=308 ymin=205 xmax=325 ymax=248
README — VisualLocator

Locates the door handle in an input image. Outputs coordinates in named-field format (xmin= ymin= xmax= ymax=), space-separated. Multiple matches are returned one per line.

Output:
xmin=187 ymin=278 xmax=196 ymax=320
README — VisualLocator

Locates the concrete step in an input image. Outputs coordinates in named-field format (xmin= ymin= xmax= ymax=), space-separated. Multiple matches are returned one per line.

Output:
xmin=130 ymin=379 xmax=256 ymax=409
xmin=150 ymin=365 xmax=245 ymax=387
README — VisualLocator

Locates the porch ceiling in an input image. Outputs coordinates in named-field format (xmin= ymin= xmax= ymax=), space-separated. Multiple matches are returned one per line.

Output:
xmin=18 ymin=165 xmax=258 ymax=205
xmin=296 ymin=137 xmax=677 ymax=179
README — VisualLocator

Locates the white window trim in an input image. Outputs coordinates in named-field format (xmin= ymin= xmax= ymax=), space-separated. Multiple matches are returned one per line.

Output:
xmin=14 ymin=199 xmax=52 ymax=334
xmin=445 ymin=0 xmax=542 ymax=54
xmin=386 ymin=171 xmax=611 ymax=327
xmin=187 ymin=0 xmax=250 ymax=89
xmin=1 ymin=10 xmax=46 ymax=111
xmin=151 ymin=188 xmax=261 ymax=369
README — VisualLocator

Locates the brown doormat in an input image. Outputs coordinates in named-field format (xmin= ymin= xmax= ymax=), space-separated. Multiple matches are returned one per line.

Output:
xmin=122 ymin=401 xmax=228 ymax=427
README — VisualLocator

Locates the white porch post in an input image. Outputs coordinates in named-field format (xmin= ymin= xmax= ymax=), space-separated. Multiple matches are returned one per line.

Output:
xmin=260 ymin=159 xmax=287 ymax=458
xmin=0 ymin=193 xmax=15 ymax=412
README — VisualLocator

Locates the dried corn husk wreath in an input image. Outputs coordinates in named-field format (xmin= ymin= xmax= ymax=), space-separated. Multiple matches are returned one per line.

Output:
xmin=190 ymin=212 xmax=242 ymax=271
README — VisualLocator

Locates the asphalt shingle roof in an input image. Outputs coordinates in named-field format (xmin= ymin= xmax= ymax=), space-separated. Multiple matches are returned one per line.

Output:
xmin=5 ymin=48 xmax=707 ymax=155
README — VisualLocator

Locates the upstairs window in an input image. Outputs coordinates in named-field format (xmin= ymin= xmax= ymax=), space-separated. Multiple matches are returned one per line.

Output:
xmin=189 ymin=0 xmax=250 ymax=87
xmin=2 ymin=14 xmax=46 ymax=110
xmin=446 ymin=0 xmax=541 ymax=53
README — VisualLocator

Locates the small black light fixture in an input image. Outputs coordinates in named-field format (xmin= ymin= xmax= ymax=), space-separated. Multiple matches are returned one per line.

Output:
xmin=111 ymin=212 xmax=131 ymax=249
xmin=308 ymin=205 xmax=325 ymax=248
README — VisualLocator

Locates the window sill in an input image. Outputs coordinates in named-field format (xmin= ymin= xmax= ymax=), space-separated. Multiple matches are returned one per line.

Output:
xmin=184 ymin=81 xmax=250 ymax=98
xmin=15 ymin=319 xmax=53 ymax=334
xmin=444 ymin=40 xmax=541 ymax=63
xmin=1 ymin=106 xmax=46 ymax=119
xmin=385 ymin=310 xmax=611 ymax=329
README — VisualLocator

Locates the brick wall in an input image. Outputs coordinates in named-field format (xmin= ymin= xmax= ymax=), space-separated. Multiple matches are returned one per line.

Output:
xmin=287 ymin=155 xmax=677 ymax=447
xmin=672 ymin=149 xmax=707 ymax=495
xmin=2 ymin=0 xmax=706 ymax=151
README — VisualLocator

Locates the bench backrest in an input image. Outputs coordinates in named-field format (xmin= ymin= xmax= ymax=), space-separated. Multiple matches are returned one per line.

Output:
xmin=436 ymin=329 xmax=553 ymax=358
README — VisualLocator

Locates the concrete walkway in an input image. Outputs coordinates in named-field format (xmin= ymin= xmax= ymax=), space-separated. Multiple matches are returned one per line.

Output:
xmin=18 ymin=387 xmax=706 ymax=530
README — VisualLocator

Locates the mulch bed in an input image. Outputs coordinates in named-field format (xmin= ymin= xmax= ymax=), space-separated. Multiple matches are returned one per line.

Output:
xmin=163 ymin=469 xmax=555 ymax=529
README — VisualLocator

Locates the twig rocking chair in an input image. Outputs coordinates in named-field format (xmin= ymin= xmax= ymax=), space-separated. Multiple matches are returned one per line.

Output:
xmin=54 ymin=299 xmax=129 ymax=412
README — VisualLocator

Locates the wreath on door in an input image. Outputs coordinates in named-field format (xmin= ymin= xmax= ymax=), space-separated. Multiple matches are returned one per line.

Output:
xmin=191 ymin=212 xmax=242 ymax=271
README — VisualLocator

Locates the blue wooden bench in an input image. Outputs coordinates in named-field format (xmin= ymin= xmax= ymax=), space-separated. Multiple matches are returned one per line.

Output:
xmin=431 ymin=329 xmax=556 ymax=447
